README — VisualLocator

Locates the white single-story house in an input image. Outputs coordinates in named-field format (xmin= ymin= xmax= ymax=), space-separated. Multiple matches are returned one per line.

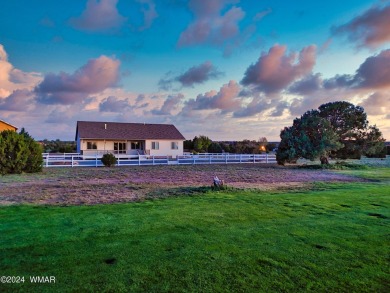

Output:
xmin=75 ymin=121 xmax=185 ymax=157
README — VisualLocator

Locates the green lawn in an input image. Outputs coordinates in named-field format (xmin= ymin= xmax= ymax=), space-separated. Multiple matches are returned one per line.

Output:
xmin=0 ymin=168 xmax=389 ymax=292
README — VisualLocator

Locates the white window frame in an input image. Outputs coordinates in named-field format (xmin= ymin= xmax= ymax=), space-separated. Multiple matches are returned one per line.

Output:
xmin=86 ymin=141 xmax=97 ymax=150
xmin=151 ymin=141 xmax=159 ymax=150
xmin=114 ymin=142 xmax=127 ymax=154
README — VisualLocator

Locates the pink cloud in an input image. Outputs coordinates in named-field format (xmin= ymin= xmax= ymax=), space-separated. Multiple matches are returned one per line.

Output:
xmin=0 ymin=89 xmax=35 ymax=112
xmin=333 ymin=4 xmax=390 ymax=48
xmin=152 ymin=94 xmax=184 ymax=115
xmin=233 ymin=95 xmax=270 ymax=118
xmin=289 ymin=73 xmax=322 ymax=95
xmin=177 ymin=0 xmax=244 ymax=47
xmin=355 ymin=49 xmax=390 ymax=89
xmin=241 ymin=44 xmax=316 ymax=93
xmin=177 ymin=61 xmax=222 ymax=86
xmin=159 ymin=61 xmax=223 ymax=90
xmin=359 ymin=91 xmax=390 ymax=116
xmin=69 ymin=0 xmax=127 ymax=32
xmin=99 ymin=96 xmax=132 ymax=112
xmin=0 ymin=44 xmax=42 ymax=98
xmin=183 ymin=80 xmax=241 ymax=113
xmin=35 ymin=55 xmax=120 ymax=105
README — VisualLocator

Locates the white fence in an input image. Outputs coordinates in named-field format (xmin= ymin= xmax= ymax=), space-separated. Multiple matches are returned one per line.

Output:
xmin=42 ymin=153 xmax=277 ymax=167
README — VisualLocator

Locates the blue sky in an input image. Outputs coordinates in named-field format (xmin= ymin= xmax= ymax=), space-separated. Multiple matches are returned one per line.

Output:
xmin=0 ymin=0 xmax=389 ymax=141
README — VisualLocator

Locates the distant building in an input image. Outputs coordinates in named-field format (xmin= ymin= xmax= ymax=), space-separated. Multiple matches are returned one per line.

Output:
xmin=75 ymin=121 xmax=186 ymax=157
xmin=0 ymin=119 xmax=18 ymax=132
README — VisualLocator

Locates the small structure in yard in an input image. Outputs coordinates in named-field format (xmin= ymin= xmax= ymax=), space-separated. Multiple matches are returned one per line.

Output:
xmin=75 ymin=121 xmax=185 ymax=158
xmin=0 ymin=119 xmax=18 ymax=132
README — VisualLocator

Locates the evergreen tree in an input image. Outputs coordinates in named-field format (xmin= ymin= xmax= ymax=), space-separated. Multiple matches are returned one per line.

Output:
xmin=0 ymin=130 xmax=43 ymax=175
xmin=277 ymin=102 xmax=385 ymax=164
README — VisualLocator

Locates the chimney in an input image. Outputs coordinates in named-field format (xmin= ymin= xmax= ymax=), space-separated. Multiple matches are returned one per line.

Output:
xmin=104 ymin=123 xmax=107 ymax=130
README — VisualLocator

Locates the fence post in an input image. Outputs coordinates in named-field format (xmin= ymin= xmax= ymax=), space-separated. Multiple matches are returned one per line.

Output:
xmin=46 ymin=153 xmax=49 ymax=167
xmin=153 ymin=156 xmax=155 ymax=165
xmin=225 ymin=154 xmax=228 ymax=164
xmin=138 ymin=155 xmax=141 ymax=166
xmin=209 ymin=155 xmax=212 ymax=164
xmin=71 ymin=155 xmax=74 ymax=167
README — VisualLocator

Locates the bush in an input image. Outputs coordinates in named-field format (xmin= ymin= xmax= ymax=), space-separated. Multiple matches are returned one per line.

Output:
xmin=101 ymin=153 xmax=117 ymax=167
xmin=24 ymin=137 xmax=44 ymax=173
xmin=0 ymin=130 xmax=43 ymax=175
xmin=298 ymin=161 xmax=369 ymax=170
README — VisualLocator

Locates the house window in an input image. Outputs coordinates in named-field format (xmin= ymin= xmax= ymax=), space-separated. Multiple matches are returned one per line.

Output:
xmin=151 ymin=141 xmax=159 ymax=150
xmin=87 ymin=141 xmax=97 ymax=150
xmin=131 ymin=142 xmax=139 ymax=149
xmin=114 ymin=142 xmax=127 ymax=154
xmin=171 ymin=142 xmax=179 ymax=150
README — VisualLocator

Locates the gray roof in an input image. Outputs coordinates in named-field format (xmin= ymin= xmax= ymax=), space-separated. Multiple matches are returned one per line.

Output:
xmin=76 ymin=121 xmax=185 ymax=141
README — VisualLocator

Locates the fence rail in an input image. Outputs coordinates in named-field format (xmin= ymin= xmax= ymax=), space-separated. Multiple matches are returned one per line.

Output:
xmin=42 ymin=153 xmax=277 ymax=168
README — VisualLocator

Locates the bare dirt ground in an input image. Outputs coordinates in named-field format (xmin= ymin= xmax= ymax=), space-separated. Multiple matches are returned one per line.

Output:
xmin=0 ymin=164 xmax=366 ymax=205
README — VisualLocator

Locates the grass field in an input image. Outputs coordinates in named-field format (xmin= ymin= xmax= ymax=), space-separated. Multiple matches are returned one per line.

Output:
xmin=0 ymin=163 xmax=389 ymax=292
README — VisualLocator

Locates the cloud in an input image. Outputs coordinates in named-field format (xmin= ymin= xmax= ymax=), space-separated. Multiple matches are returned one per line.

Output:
xmin=354 ymin=49 xmax=390 ymax=89
xmin=253 ymin=8 xmax=272 ymax=21
xmin=287 ymin=49 xmax=390 ymax=117
xmin=45 ymin=107 xmax=75 ymax=124
xmin=151 ymin=94 xmax=184 ymax=115
xmin=319 ymin=49 xmax=390 ymax=90
xmin=233 ymin=95 xmax=269 ymax=118
xmin=137 ymin=0 xmax=158 ymax=31
xmin=35 ymin=55 xmax=120 ymax=105
xmin=0 ymin=44 xmax=42 ymax=98
xmin=183 ymin=80 xmax=241 ymax=113
xmin=159 ymin=61 xmax=223 ymax=90
xmin=359 ymin=91 xmax=390 ymax=116
xmin=289 ymin=73 xmax=322 ymax=95
xmin=233 ymin=90 xmax=287 ymax=118
xmin=332 ymin=4 xmax=390 ymax=48
xmin=0 ymin=89 xmax=35 ymax=112
xmin=177 ymin=0 xmax=244 ymax=47
xmin=69 ymin=0 xmax=127 ymax=32
xmin=178 ymin=61 xmax=223 ymax=86
xmin=99 ymin=96 xmax=132 ymax=112
xmin=323 ymin=74 xmax=355 ymax=89
xmin=241 ymin=44 xmax=316 ymax=93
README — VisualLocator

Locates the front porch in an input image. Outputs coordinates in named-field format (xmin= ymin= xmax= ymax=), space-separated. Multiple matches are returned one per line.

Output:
xmin=80 ymin=140 xmax=150 ymax=157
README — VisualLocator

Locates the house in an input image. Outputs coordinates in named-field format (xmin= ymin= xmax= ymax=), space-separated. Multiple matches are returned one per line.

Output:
xmin=75 ymin=121 xmax=185 ymax=157
xmin=0 ymin=119 xmax=18 ymax=132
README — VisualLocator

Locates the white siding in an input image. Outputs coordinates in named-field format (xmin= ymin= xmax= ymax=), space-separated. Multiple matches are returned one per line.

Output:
xmin=78 ymin=139 xmax=184 ymax=157
xmin=79 ymin=140 xmax=110 ymax=152
xmin=145 ymin=140 xmax=184 ymax=157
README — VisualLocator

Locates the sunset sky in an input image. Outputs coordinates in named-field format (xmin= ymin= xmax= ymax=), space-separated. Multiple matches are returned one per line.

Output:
xmin=0 ymin=0 xmax=389 ymax=141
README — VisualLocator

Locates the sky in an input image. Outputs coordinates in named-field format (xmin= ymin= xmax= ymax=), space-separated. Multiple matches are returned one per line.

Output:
xmin=0 ymin=0 xmax=389 ymax=141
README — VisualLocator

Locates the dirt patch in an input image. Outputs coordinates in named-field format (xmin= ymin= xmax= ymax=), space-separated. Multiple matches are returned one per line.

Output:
xmin=0 ymin=164 xmax=366 ymax=205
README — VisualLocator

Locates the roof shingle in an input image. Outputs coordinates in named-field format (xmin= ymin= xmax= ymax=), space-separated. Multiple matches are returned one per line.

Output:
xmin=76 ymin=121 xmax=185 ymax=140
